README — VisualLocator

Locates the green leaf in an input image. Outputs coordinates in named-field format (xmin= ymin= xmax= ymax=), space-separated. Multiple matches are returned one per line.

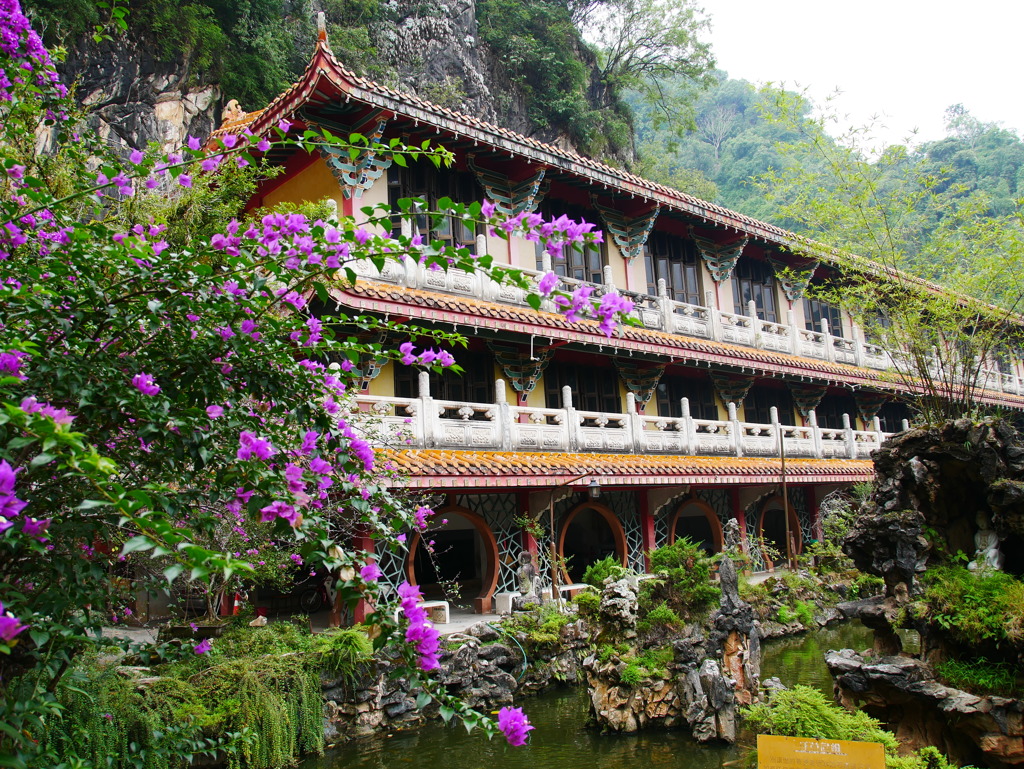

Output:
xmin=163 ymin=564 xmax=184 ymax=583
xmin=29 ymin=452 xmax=55 ymax=468
xmin=439 ymin=706 xmax=455 ymax=724
xmin=415 ymin=691 xmax=431 ymax=709
xmin=121 ymin=536 xmax=153 ymax=555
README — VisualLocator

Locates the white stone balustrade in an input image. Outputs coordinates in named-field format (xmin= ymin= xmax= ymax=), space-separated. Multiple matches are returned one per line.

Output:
xmin=352 ymin=374 xmax=890 ymax=460
xmin=345 ymin=259 xmax=1024 ymax=397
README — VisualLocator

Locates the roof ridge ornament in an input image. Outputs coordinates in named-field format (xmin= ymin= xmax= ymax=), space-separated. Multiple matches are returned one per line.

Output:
xmin=317 ymin=11 xmax=327 ymax=43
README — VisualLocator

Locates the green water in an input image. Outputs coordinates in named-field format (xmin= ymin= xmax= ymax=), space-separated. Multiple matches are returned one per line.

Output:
xmin=303 ymin=622 xmax=882 ymax=769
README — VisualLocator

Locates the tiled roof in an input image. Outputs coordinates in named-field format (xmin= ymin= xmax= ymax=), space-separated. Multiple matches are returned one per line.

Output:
xmin=339 ymin=281 xmax=1024 ymax=407
xmin=211 ymin=35 xmax=1024 ymax=321
xmin=381 ymin=449 xmax=874 ymax=489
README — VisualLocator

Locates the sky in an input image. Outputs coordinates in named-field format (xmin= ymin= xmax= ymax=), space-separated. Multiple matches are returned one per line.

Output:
xmin=709 ymin=0 xmax=1024 ymax=147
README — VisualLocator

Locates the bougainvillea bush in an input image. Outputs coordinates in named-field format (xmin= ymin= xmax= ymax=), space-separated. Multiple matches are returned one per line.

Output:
xmin=0 ymin=2 xmax=631 ymax=763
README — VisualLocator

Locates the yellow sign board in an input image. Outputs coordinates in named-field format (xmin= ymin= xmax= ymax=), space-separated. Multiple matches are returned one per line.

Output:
xmin=757 ymin=734 xmax=886 ymax=769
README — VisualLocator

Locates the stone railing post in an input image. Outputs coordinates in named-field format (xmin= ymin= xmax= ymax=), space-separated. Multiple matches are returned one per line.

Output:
xmin=603 ymin=264 xmax=615 ymax=289
xmin=495 ymin=379 xmax=513 ymax=451
xmin=842 ymin=412 xmax=856 ymax=458
xmin=563 ymin=385 xmax=580 ymax=453
xmin=419 ymin=370 xmax=436 ymax=448
xmin=851 ymin=324 xmax=865 ymax=368
xmin=706 ymin=290 xmax=722 ymax=342
xmin=901 ymin=419 xmax=911 ymax=431
xmin=748 ymin=300 xmax=763 ymax=349
xmin=658 ymin=278 xmax=674 ymax=333
xmin=821 ymin=318 xmax=836 ymax=363
xmin=788 ymin=309 xmax=801 ymax=356
xmin=728 ymin=401 xmax=743 ymax=457
xmin=770 ymin=406 xmax=780 ymax=457
xmin=809 ymin=409 xmax=823 ymax=459
xmin=681 ymin=397 xmax=695 ymax=456
xmin=626 ymin=392 xmax=642 ymax=453
xmin=873 ymin=416 xmax=884 ymax=447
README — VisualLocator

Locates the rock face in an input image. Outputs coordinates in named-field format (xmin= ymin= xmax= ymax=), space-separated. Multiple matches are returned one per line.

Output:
xmin=584 ymin=563 xmax=761 ymax=743
xmin=847 ymin=419 xmax=1024 ymax=593
xmin=323 ymin=621 xmax=522 ymax=740
xmin=827 ymin=649 xmax=1024 ymax=768
xmin=56 ymin=37 xmax=220 ymax=155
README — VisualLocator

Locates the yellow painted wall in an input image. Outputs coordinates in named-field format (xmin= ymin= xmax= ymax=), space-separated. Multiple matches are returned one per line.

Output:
xmin=604 ymin=240 xmax=627 ymax=291
xmin=355 ymin=175 xmax=390 ymax=226
xmin=261 ymin=158 xmax=342 ymax=212
xmin=367 ymin=362 xmax=395 ymax=397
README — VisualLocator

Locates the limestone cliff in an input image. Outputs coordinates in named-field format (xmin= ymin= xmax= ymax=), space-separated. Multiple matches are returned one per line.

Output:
xmin=49 ymin=0 xmax=631 ymax=163
xmin=57 ymin=36 xmax=220 ymax=154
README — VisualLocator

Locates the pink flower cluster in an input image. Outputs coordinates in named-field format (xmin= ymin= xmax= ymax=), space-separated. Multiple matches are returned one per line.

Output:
xmin=399 ymin=342 xmax=456 ymax=368
xmin=397 ymin=581 xmax=440 ymax=672
xmin=0 ymin=0 xmax=67 ymax=103
xmin=0 ymin=599 xmax=27 ymax=643
xmin=497 ymin=706 xmax=534 ymax=746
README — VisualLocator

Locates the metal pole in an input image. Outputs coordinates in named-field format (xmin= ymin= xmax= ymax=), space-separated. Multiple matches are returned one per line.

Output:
xmin=547 ymin=472 xmax=594 ymax=609
xmin=780 ymin=427 xmax=793 ymax=570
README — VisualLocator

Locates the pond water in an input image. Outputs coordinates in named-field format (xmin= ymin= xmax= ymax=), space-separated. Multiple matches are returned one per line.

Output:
xmin=303 ymin=622 xmax=882 ymax=769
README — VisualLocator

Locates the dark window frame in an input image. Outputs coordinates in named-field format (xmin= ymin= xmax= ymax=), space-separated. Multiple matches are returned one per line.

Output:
xmin=644 ymin=231 xmax=702 ymax=305
xmin=731 ymin=258 xmax=778 ymax=322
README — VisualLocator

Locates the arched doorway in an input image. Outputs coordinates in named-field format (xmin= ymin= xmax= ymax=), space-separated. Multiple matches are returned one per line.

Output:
xmin=406 ymin=506 xmax=499 ymax=613
xmin=557 ymin=502 xmax=627 ymax=584
xmin=669 ymin=499 xmax=722 ymax=555
xmin=757 ymin=496 xmax=801 ymax=570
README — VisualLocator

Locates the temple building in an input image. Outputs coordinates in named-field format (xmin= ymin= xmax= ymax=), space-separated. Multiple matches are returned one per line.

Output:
xmin=214 ymin=24 xmax=1024 ymax=616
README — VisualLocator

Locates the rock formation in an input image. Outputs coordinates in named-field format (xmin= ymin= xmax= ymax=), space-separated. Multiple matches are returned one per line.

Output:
xmin=827 ymin=650 xmax=1024 ymax=768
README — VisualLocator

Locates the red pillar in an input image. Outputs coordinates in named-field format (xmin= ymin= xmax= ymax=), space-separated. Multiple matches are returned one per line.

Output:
xmin=348 ymin=528 xmax=375 ymax=627
xmin=639 ymin=490 xmax=655 ymax=572
xmin=730 ymin=488 xmax=749 ymax=553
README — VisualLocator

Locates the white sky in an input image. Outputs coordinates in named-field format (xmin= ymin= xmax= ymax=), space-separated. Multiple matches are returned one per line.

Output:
xmin=709 ymin=0 xmax=1024 ymax=147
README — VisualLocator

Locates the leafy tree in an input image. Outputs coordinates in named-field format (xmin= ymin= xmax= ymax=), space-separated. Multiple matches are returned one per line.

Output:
xmin=576 ymin=0 xmax=715 ymax=125
xmin=0 ymin=6 xmax=629 ymax=762
xmin=756 ymin=90 xmax=1024 ymax=423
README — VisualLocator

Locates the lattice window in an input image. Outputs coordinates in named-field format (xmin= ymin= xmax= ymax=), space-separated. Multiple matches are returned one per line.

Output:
xmin=456 ymin=493 xmax=523 ymax=593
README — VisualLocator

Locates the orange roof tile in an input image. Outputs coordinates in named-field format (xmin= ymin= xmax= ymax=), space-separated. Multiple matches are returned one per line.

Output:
xmin=336 ymin=281 xmax=1024 ymax=408
xmin=379 ymin=449 xmax=874 ymax=489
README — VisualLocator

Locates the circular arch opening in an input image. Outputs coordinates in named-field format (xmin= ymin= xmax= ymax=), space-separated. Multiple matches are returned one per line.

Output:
xmin=557 ymin=501 xmax=627 ymax=584
xmin=669 ymin=498 xmax=723 ymax=555
xmin=756 ymin=496 xmax=802 ymax=570
xmin=406 ymin=506 xmax=499 ymax=614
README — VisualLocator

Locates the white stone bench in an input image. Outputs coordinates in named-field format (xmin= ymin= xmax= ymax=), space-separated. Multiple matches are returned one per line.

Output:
xmin=494 ymin=592 xmax=517 ymax=615
xmin=558 ymin=583 xmax=591 ymax=599
xmin=419 ymin=600 xmax=449 ymax=624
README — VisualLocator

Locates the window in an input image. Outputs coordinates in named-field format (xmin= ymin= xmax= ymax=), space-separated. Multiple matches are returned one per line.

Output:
xmin=543 ymin=361 xmax=620 ymax=414
xmin=394 ymin=347 xmax=493 ymax=407
xmin=533 ymin=200 xmax=606 ymax=283
xmin=731 ymin=258 xmax=778 ymax=322
xmin=814 ymin=394 xmax=859 ymax=429
xmin=655 ymin=374 xmax=718 ymax=420
xmin=804 ymin=297 xmax=843 ymax=337
xmin=743 ymin=385 xmax=794 ymax=425
xmin=644 ymin=231 xmax=702 ymax=305
xmin=387 ymin=164 xmax=478 ymax=249
xmin=876 ymin=401 xmax=912 ymax=433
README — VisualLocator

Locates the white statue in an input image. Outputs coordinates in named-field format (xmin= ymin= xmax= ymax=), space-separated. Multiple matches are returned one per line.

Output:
xmin=968 ymin=511 xmax=1004 ymax=571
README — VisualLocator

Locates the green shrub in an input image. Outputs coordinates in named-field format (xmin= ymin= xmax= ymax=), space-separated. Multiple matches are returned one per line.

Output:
xmin=643 ymin=537 xmax=720 ymax=620
xmin=620 ymin=661 xmax=643 ymax=687
xmin=742 ymin=686 xmax=974 ymax=769
xmin=936 ymin=657 xmax=1020 ymax=696
xmin=918 ymin=566 xmax=1024 ymax=646
xmin=794 ymin=600 xmax=817 ymax=628
xmin=850 ymin=573 xmax=885 ymax=598
xmin=582 ymin=554 xmax=629 ymax=588
xmin=573 ymin=589 xmax=601 ymax=619
xmin=505 ymin=603 xmax=572 ymax=647
xmin=636 ymin=600 xmax=682 ymax=635
xmin=776 ymin=605 xmax=795 ymax=624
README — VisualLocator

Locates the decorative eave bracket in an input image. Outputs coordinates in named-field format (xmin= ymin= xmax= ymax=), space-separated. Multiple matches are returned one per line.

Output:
xmin=468 ymin=155 xmax=548 ymax=216
xmin=689 ymin=226 xmax=748 ymax=283
xmin=591 ymin=197 xmax=660 ymax=263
